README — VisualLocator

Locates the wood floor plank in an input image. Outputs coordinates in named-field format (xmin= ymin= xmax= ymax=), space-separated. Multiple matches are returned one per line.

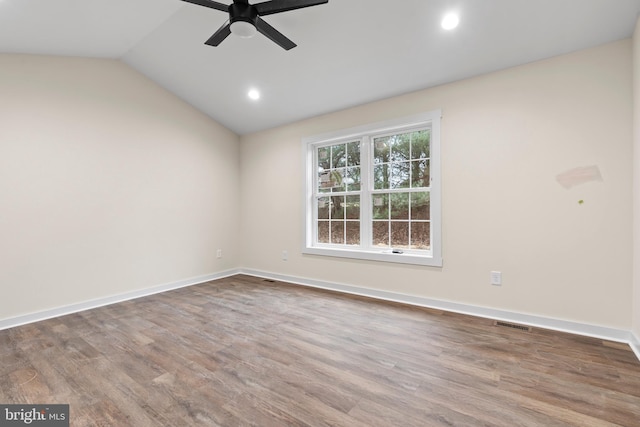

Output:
xmin=1 ymin=274 xmax=639 ymax=426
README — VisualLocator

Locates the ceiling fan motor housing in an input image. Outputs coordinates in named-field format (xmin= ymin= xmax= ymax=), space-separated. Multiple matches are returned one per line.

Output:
xmin=229 ymin=2 xmax=259 ymax=26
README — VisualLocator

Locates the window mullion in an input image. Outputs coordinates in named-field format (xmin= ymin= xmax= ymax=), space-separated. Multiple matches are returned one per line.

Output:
xmin=310 ymin=147 xmax=319 ymax=247
xmin=360 ymin=136 xmax=372 ymax=249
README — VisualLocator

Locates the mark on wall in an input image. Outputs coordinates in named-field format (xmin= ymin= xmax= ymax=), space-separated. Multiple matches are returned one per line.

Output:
xmin=555 ymin=165 xmax=603 ymax=189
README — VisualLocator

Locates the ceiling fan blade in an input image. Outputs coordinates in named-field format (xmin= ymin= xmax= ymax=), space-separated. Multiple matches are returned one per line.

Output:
xmin=181 ymin=0 xmax=229 ymax=12
xmin=205 ymin=21 xmax=232 ymax=46
xmin=254 ymin=0 xmax=328 ymax=16
xmin=255 ymin=17 xmax=296 ymax=50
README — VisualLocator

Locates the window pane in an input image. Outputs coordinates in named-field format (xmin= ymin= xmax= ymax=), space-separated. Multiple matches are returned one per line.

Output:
xmin=317 ymin=221 xmax=329 ymax=244
xmin=331 ymin=196 xmax=345 ymax=219
xmin=410 ymin=130 xmax=430 ymax=160
xmin=373 ymin=136 xmax=390 ymax=164
xmin=330 ymin=221 xmax=344 ymax=244
xmin=390 ymin=193 xmax=409 ymax=220
xmin=410 ymin=222 xmax=430 ymax=250
xmin=346 ymin=167 xmax=361 ymax=191
xmin=346 ymin=222 xmax=360 ymax=245
xmin=332 ymin=144 xmax=346 ymax=168
xmin=318 ymin=146 xmax=330 ymax=169
xmin=391 ymin=222 xmax=409 ymax=248
xmin=410 ymin=192 xmax=430 ymax=220
xmin=373 ymin=221 xmax=389 ymax=247
xmin=390 ymin=162 xmax=410 ymax=189
xmin=390 ymin=134 xmax=410 ymax=163
xmin=318 ymin=169 xmax=345 ymax=193
xmin=374 ymin=164 xmax=389 ymax=189
xmin=346 ymin=195 xmax=360 ymax=219
xmin=347 ymin=141 xmax=360 ymax=166
xmin=332 ymin=169 xmax=346 ymax=192
xmin=318 ymin=170 xmax=331 ymax=192
xmin=411 ymin=160 xmax=430 ymax=188
xmin=318 ymin=197 xmax=330 ymax=219
xmin=372 ymin=193 xmax=389 ymax=219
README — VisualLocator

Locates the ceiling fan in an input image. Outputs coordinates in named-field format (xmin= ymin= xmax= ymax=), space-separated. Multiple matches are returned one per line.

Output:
xmin=181 ymin=0 xmax=328 ymax=50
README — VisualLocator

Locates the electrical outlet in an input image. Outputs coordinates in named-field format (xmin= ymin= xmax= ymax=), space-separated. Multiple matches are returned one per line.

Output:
xmin=491 ymin=271 xmax=502 ymax=286
xmin=216 ymin=249 xmax=222 ymax=259
xmin=282 ymin=250 xmax=288 ymax=261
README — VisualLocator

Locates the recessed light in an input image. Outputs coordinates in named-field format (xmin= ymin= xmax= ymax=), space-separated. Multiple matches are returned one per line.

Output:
xmin=441 ymin=13 xmax=459 ymax=30
xmin=248 ymin=88 xmax=260 ymax=101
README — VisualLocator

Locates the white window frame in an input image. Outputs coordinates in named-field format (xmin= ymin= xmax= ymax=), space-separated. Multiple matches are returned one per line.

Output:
xmin=302 ymin=110 xmax=442 ymax=267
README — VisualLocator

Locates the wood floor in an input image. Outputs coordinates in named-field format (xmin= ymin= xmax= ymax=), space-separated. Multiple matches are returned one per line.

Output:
xmin=1 ymin=275 xmax=639 ymax=426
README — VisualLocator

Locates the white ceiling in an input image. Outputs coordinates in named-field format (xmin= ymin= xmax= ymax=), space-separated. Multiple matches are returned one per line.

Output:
xmin=2 ymin=0 xmax=640 ymax=135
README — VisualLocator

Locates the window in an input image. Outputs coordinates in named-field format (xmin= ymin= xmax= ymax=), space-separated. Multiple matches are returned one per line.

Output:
xmin=303 ymin=111 xmax=442 ymax=266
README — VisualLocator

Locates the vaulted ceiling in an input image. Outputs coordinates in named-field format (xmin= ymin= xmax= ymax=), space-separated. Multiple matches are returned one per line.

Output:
xmin=2 ymin=0 xmax=640 ymax=134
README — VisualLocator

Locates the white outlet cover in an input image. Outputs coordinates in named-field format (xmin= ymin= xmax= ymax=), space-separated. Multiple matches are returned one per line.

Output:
xmin=491 ymin=271 xmax=502 ymax=286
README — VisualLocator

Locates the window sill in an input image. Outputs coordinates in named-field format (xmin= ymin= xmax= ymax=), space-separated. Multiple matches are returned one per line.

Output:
xmin=303 ymin=246 xmax=443 ymax=267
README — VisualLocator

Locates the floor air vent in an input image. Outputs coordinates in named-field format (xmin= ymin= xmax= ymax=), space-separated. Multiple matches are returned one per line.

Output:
xmin=263 ymin=279 xmax=276 ymax=283
xmin=494 ymin=321 xmax=532 ymax=332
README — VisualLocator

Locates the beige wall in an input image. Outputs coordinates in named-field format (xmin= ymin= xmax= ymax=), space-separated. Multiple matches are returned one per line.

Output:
xmin=241 ymin=40 xmax=633 ymax=329
xmin=633 ymin=17 xmax=640 ymax=341
xmin=0 ymin=54 xmax=240 ymax=320
xmin=1 ymin=40 xmax=634 ymax=333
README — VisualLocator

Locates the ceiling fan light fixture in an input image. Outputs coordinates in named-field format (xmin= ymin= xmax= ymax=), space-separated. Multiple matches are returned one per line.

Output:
xmin=230 ymin=20 xmax=257 ymax=38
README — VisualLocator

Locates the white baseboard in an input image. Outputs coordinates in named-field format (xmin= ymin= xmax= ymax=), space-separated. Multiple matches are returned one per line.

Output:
xmin=0 ymin=269 xmax=241 ymax=331
xmin=240 ymin=268 xmax=636 ymax=349
xmin=631 ymin=332 xmax=640 ymax=361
